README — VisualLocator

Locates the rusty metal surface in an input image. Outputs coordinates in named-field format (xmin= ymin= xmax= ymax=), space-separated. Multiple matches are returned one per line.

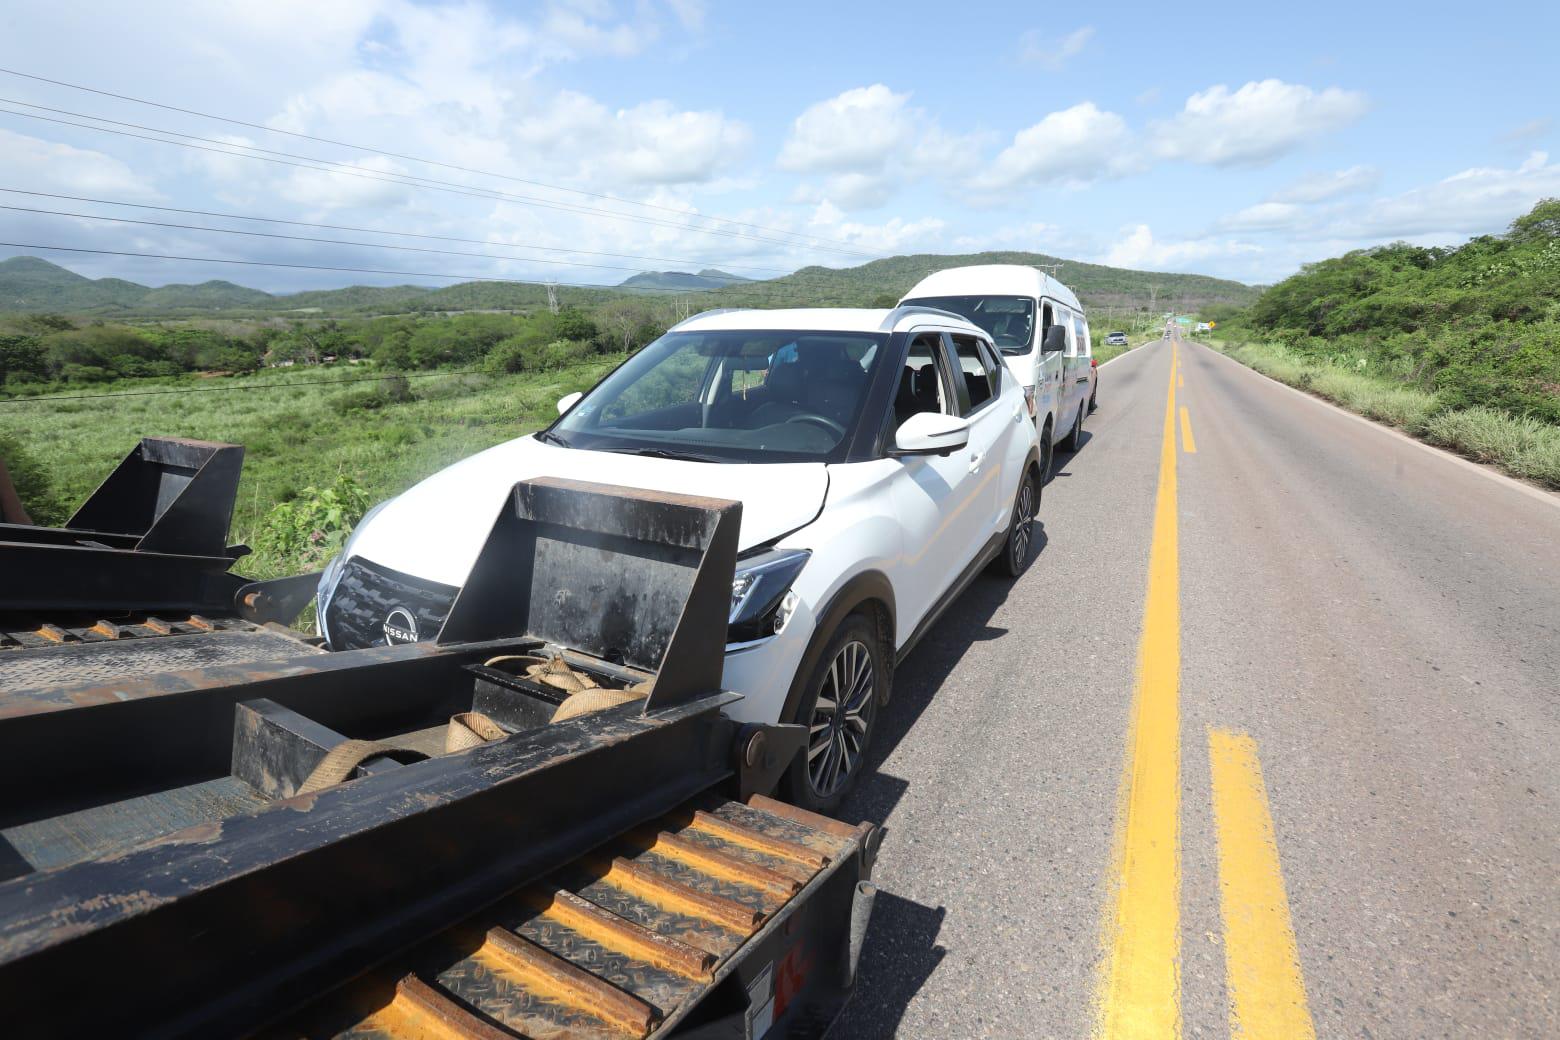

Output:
xmin=0 ymin=624 xmax=322 ymax=692
xmin=277 ymin=795 xmax=861 ymax=1039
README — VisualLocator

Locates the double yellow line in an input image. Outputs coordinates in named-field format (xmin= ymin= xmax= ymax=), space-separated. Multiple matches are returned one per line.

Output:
xmin=1095 ymin=343 xmax=1314 ymax=1039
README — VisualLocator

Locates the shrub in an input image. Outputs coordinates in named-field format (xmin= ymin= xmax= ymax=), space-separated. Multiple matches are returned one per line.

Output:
xmin=0 ymin=430 xmax=66 ymax=524
xmin=332 ymin=373 xmax=414 ymax=414
xmin=251 ymin=475 xmax=372 ymax=572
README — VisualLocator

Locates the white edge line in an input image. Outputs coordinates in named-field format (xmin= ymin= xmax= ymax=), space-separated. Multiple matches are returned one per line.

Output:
xmin=1094 ymin=339 xmax=1159 ymax=368
xmin=1193 ymin=340 xmax=1560 ymax=511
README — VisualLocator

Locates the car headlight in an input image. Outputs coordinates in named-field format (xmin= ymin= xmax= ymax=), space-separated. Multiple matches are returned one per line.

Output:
xmin=728 ymin=548 xmax=810 ymax=643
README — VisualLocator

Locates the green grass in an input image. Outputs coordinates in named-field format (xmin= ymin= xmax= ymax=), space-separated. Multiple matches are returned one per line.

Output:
xmin=1206 ymin=337 xmax=1560 ymax=489
xmin=0 ymin=357 xmax=625 ymax=577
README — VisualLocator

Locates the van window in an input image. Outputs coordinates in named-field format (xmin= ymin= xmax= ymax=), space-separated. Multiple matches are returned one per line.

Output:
xmin=949 ymin=333 xmax=997 ymax=413
xmin=901 ymin=295 xmax=1034 ymax=356
xmin=1072 ymin=315 xmax=1090 ymax=358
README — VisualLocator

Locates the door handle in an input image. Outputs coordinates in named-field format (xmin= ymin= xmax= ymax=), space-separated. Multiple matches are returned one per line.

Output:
xmin=968 ymin=451 xmax=984 ymax=474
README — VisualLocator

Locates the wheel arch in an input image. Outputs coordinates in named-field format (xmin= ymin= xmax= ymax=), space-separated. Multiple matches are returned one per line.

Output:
xmin=780 ymin=570 xmax=896 ymax=722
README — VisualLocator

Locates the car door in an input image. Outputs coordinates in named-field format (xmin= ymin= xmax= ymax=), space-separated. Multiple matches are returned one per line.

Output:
xmin=886 ymin=330 xmax=989 ymax=633
xmin=1053 ymin=303 xmax=1082 ymax=421
xmin=947 ymin=330 xmax=1021 ymax=536
xmin=1038 ymin=300 xmax=1065 ymax=443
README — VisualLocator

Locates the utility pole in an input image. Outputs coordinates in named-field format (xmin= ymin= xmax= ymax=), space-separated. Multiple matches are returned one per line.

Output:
xmin=546 ymin=282 xmax=559 ymax=315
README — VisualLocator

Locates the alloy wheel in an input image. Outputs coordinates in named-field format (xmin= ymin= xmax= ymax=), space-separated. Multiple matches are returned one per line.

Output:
xmin=806 ymin=639 xmax=875 ymax=798
xmin=1012 ymin=476 xmax=1035 ymax=567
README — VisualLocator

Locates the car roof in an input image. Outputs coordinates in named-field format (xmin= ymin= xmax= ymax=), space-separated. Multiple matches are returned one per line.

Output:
xmin=899 ymin=264 xmax=1084 ymax=312
xmin=672 ymin=306 xmax=989 ymax=338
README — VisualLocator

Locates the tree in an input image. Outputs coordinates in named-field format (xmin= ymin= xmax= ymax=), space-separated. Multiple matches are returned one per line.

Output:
xmin=0 ymin=334 xmax=47 ymax=385
xmin=1508 ymin=198 xmax=1560 ymax=242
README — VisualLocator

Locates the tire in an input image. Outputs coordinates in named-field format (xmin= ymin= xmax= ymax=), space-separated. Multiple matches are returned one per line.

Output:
xmin=1038 ymin=421 xmax=1054 ymax=484
xmin=782 ymin=613 xmax=884 ymax=813
xmin=1061 ymin=404 xmax=1084 ymax=452
xmin=996 ymin=466 xmax=1039 ymax=578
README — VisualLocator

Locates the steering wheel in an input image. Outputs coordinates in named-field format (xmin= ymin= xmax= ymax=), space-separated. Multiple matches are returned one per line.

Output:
xmin=786 ymin=412 xmax=847 ymax=438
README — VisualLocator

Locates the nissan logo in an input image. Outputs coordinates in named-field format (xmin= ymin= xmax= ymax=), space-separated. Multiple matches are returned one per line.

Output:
xmin=382 ymin=607 xmax=419 ymax=645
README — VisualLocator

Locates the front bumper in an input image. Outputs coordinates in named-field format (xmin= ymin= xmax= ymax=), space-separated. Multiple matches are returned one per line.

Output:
xmin=320 ymin=554 xmax=816 ymax=727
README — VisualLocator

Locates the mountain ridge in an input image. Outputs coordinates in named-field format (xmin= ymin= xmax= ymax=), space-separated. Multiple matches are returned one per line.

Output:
xmin=0 ymin=253 xmax=1256 ymax=317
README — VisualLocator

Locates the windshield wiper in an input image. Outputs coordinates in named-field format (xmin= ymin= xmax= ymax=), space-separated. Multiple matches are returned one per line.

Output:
xmin=534 ymin=429 xmax=571 ymax=448
xmin=618 ymin=446 xmax=723 ymax=463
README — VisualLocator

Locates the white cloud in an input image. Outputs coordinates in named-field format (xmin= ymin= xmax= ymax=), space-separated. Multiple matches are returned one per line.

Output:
xmin=776 ymin=85 xmax=980 ymax=210
xmin=1353 ymin=151 xmax=1560 ymax=238
xmin=0 ymin=128 xmax=161 ymax=200
xmin=970 ymin=103 xmax=1136 ymax=193
xmin=1269 ymin=165 xmax=1379 ymax=203
xmin=1018 ymin=26 xmax=1095 ymax=70
xmin=1103 ymin=224 xmax=1262 ymax=271
xmin=1153 ymin=80 xmax=1368 ymax=166
xmin=778 ymin=85 xmax=919 ymax=174
xmin=1497 ymin=118 xmax=1552 ymax=145
xmin=1217 ymin=202 xmax=1306 ymax=232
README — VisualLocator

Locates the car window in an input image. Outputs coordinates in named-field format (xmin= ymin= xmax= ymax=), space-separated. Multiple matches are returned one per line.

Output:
xmin=892 ymin=333 xmax=949 ymax=432
xmin=949 ymin=333 xmax=996 ymax=413
xmin=555 ymin=329 xmax=888 ymax=463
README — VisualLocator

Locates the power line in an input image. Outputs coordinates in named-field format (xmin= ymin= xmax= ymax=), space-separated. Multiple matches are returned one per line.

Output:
xmin=0 ymin=101 xmax=869 ymax=259
xmin=0 ymin=66 xmax=870 ymax=255
xmin=1 ymin=197 xmax=876 ymax=300
xmin=0 ymin=241 xmax=838 ymax=305
xmin=1 ymin=202 xmax=752 ymax=280
xmin=0 ymin=188 xmax=800 ymax=276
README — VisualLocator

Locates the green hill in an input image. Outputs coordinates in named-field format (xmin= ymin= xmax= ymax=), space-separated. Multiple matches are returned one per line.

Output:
xmin=700 ymin=250 xmax=1258 ymax=312
xmin=0 ymin=257 xmax=270 ymax=312
xmin=0 ymin=251 xmax=1253 ymax=318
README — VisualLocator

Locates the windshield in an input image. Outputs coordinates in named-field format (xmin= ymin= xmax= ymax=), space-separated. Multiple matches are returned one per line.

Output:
xmin=903 ymin=295 xmax=1035 ymax=355
xmin=550 ymin=329 xmax=888 ymax=462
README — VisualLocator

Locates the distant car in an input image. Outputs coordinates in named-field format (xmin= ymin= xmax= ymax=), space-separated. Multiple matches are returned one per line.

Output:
xmin=1104 ymin=331 xmax=1128 ymax=346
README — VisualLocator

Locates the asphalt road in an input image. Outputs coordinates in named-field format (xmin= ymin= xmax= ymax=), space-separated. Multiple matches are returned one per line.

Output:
xmin=832 ymin=333 xmax=1559 ymax=1038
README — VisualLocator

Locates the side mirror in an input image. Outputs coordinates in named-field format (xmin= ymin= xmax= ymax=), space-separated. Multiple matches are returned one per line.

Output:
xmin=556 ymin=391 xmax=583 ymax=415
xmin=1042 ymin=325 xmax=1068 ymax=355
xmin=891 ymin=411 xmax=971 ymax=457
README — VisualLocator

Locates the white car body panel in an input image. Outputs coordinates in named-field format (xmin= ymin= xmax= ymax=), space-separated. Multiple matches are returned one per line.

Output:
xmin=347 ymin=438 xmax=828 ymax=587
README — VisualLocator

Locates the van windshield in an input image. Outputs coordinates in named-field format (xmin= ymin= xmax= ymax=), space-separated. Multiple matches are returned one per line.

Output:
xmin=903 ymin=295 xmax=1035 ymax=355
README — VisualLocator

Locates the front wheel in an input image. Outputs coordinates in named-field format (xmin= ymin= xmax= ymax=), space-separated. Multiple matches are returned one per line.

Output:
xmin=782 ymin=614 xmax=884 ymax=813
xmin=996 ymin=467 xmax=1039 ymax=577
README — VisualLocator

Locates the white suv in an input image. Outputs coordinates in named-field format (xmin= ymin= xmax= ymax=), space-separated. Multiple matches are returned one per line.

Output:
xmin=316 ymin=306 xmax=1042 ymax=809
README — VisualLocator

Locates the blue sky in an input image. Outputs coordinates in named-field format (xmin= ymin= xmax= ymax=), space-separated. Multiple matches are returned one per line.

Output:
xmin=0 ymin=0 xmax=1556 ymax=293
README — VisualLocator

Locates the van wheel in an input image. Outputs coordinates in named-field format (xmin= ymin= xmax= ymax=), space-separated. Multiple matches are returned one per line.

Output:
xmin=1039 ymin=421 xmax=1054 ymax=484
xmin=995 ymin=467 xmax=1039 ymax=578
xmin=1061 ymin=405 xmax=1084 ymax=452
xmin=782 ymin=614 xmax=884 ymax=814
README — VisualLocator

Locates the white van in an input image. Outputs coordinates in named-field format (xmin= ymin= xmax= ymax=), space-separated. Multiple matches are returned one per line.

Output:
xmin=901 ymin=265 xmax=1093 ymax=472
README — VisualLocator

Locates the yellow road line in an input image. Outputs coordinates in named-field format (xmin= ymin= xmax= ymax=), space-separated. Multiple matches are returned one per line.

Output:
xmin=1178 ymin=370 xmax=1184 ymax=388
xmin=1208 ymin=729 xmax=1315 ymax=1040
xmin=1096 ymin=339 xmax=1182 ymax=1039
xmin=1179 ymin=407 xmax=1197 ymax=454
